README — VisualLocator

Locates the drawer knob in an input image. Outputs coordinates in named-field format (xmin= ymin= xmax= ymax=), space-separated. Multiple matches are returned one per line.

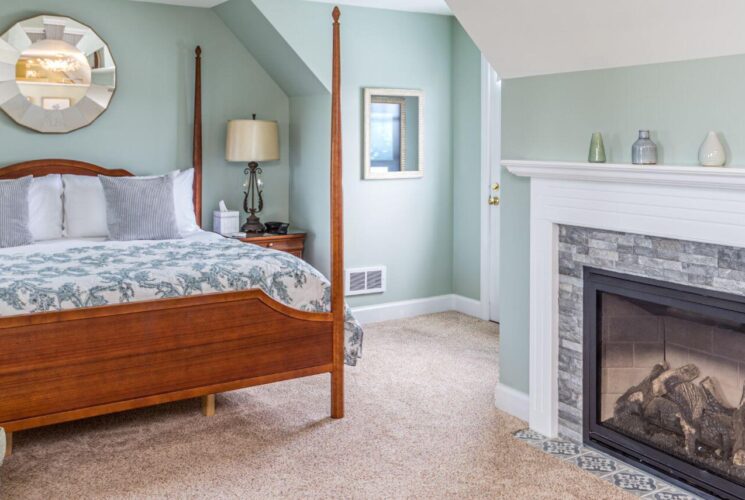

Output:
xmin=268 ymin=243 xmax=274 ymax=247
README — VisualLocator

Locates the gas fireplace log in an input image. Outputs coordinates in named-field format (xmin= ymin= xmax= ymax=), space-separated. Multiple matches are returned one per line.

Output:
xmin=700 ymin=377 xmax=736 ymax=461
xmin=668 ymin=382 xmax=707 ymax=456
xmin=651 ymin=364 xmax=700 ymax=398
xmin=702 ymin=377 xmax=736 ymax=415
xmin=615 ymin=362 xmax=669 ymax=417
xmin=733 ymin=387 xmax=745 ymax=467
xmin=643 ymin=395 xmax=731 ymax=458
xmin=701 ymin=412 xmax=735 ymax=461
xmin=668 ymin=382 xmax=707 ymax=424
xmin=615 ymin=364 xmax=744 ymax=463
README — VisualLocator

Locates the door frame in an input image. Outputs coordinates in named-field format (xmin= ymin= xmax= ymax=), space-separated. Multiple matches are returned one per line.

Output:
xmin=480 ymin=55 xmax=501 ymax=322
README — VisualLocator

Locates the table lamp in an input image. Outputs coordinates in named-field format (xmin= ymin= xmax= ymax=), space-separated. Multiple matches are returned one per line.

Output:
xmin=226 ymin=116 xmax=280 ymax=233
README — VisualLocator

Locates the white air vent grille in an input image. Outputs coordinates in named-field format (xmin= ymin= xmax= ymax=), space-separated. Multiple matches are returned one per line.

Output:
xmin=345 ymin=266 xmax=386 ymax=296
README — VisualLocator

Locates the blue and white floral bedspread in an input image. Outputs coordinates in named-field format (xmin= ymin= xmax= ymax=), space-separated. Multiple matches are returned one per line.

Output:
xmin=0 ymin=233 xmax=363 ymax=366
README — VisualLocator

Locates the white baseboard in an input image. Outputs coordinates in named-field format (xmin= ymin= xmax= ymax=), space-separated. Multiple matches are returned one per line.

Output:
xmin=352 ymin=294 xmax=485 ymax=325
xmin=494 ymin=383 xmax=529 ymax=422
xmin=453 ymin=295 xmax=485 ymax=319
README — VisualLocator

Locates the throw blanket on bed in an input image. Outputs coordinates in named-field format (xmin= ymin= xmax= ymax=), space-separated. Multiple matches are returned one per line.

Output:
xmin=0 ymin=235 xmax=363 ymax=366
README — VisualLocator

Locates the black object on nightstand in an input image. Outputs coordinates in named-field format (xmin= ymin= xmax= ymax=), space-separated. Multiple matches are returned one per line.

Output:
xmin=264 ymin=222 xmax=289 ymax=235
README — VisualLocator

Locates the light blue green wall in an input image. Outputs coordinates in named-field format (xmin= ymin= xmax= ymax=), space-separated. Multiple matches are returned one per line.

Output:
xmin=288 ymin=93 xmax=331 ymax=274
xmin=335 ymin=6 xmax=456 ymax=307
xmin=334 ymin=5 xmax=453 ymax=305
xmin=220 ymin=0 xmax=483 ymax=307
xmin=0 ymin=0 xmax=290 ymax=228
xmin=451 ymin=20 xmax=482 ymax=301
xmin=500 ymin=52 xmax=745 ymax=394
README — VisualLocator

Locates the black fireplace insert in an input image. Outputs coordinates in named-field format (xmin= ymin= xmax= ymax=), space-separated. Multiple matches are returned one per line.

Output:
xmin=583 ymin=267 xmax=745 ymax=499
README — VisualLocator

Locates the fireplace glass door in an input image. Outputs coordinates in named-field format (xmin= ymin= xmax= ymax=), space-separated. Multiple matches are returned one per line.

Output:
xmin=585 ymin=268 xmax=745 ymax=498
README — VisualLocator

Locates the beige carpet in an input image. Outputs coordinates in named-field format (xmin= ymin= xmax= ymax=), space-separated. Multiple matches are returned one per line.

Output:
xmin=1 ymin=312 xmax=631 ymax=499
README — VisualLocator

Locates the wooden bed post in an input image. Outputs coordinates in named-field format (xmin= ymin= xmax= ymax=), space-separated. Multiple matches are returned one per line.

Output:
xmin=193 ymin=45 xmax=214 ymax=417
xmin=330 ymin=7 xmax=345 ymax=419
xmin=193 ymin=46 xmax=203 ymax=228
xmin=201 ymin=394 xmax=215 ymax=417
xmin=4 ymin=431 xmax=12 ymax=457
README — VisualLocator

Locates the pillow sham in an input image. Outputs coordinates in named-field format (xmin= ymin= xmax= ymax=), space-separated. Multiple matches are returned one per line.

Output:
xmin=99 ymin=175 xmax=181 ymax=241
xmin=29 ymin=174 xmax=64 ymax=241
xmin=0 ymin=176 xmax=33 ymax=248
xmin=62 ymin=169 xmax=198 ymax=239
xmin=62 ymin=174 xmax=109 ymax=238
xmin=173 ymin=168 xmax=200 ymax=236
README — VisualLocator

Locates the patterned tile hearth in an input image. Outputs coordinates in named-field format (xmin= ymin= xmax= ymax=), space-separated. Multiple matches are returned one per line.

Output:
xmin=512 ymin=429 xmax=705 ymax=499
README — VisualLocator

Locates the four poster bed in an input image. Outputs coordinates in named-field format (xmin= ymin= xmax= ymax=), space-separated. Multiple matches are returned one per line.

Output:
xmin=0 ymin=9 xmax=349 ymax=457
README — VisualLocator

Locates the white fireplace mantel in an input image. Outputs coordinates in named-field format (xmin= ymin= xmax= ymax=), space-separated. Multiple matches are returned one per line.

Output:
xmin=503 ymin=159 xmax=745 ymax=437
xmin=504 ymin=160 xmax=745 ymax=190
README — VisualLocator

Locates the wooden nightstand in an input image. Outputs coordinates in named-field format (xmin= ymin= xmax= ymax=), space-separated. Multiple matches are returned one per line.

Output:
xmin=239 ymin=232 xmax=307 ymax=260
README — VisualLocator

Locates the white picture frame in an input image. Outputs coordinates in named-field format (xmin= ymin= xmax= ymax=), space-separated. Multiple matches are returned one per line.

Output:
xmin=363 ymin=88 xmax=424 ymax=180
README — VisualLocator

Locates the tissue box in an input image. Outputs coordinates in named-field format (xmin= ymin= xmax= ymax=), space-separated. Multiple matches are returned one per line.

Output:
xmin=213 ymin=210 xmax=240 ymax=236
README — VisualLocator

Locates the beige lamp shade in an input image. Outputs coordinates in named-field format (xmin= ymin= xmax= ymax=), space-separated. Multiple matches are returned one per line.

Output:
xmin=226 ymin=119 xmax=280 ymax=162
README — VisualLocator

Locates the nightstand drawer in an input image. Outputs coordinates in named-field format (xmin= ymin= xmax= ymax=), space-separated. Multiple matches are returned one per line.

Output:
xmin=253 ymin=239 xmax=303 ymax=252
xmin=239 ymin=233 xmax=307 ymax=260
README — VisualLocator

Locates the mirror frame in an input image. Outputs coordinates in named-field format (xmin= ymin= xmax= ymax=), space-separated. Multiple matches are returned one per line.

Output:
xmin=0 ymin=14 xmax=117 ymax=134
xmin=363 ymin=88 xmax=424 ymax=180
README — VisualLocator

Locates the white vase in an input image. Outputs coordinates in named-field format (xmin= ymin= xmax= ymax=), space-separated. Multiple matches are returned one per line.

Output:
xmin=698 ymin=131 xmax=726 ymax=167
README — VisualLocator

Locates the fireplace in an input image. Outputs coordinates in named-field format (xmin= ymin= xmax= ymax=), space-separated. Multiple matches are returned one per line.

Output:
xmin=584 ymin=267 xmax=745 ymax=499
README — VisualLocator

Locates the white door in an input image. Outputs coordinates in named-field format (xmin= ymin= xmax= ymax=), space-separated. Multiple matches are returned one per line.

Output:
xmin=481 ymin=56 xmax=501 ymax=323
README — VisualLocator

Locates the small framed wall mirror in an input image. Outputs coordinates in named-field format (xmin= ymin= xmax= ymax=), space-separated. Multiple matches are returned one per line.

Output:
xmin=363 ymin=88 xmax=424 ymax=180
xmin=0 ymin=15 xmax=116 ymax=134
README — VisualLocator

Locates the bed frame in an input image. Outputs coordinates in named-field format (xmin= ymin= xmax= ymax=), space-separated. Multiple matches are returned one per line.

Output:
xmin=0 ymin=9 xmax=346 ymax=457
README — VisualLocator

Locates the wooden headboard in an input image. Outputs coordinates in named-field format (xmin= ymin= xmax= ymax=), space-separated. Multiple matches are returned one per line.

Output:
xmin=0 ymin=47 xmax=204 ymax=226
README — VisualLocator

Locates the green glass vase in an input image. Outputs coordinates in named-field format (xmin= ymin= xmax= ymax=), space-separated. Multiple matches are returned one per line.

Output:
xmin=588 ymin=132 xmax=606 ymax=163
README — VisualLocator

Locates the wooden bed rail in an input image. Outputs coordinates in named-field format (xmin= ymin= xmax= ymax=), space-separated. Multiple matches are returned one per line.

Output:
xmin=330 ymin=7 xmax=345 ymax=419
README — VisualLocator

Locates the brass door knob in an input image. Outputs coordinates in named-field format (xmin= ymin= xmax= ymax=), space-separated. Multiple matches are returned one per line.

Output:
xmin=489 ymin=196 xmax=500 ymax=206
xmin=492 ymin=183 xmax=500 ymax=191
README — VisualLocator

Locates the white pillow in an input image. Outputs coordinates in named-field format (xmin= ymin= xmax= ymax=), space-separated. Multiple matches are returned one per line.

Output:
xmin=173 ymin=169 xmax=199 ymax=236
xmin=30 ymin=175 xmax=64 ymax=241
xmin=63 ymin=169 xmax=198 ymax=239
xmin=62 ymin=174 xmax=108 ymax=238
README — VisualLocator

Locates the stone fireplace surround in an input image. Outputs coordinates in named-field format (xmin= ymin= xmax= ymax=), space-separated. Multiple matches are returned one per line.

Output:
xmin=502 ymin=160 xmax=745 ymax=438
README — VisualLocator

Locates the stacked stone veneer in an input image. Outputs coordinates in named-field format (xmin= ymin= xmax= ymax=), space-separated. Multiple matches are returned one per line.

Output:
xmin=558 ymin=225 xmax=745 ymax=442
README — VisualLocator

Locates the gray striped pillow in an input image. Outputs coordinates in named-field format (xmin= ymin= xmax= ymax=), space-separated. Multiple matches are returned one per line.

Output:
xmin=99 ymin=175 xmax=180 ymax=241
xmin=0 ymin=176 xmax=33 ymax=248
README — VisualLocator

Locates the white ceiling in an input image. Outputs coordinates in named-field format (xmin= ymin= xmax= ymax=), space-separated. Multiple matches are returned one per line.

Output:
xmin=129 ymin=0 xmax=227 ymax=7
xmin=449 ymin=0 xmax=745 ymax=79
xmin=307 ymin=0 xmax=451 ymax=15
xmin=130 ymin=0 xmax=451 ymax=15
xmin=132 ymin=0 xmax=227 ymax=9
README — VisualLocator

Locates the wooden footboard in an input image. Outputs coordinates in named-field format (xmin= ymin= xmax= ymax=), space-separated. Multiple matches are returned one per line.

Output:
xmin=0 ymin=291 xmax=333 ymax=433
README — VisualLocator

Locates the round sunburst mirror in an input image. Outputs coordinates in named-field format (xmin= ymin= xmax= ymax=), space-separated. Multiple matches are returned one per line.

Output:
xmin=0 ymin=15 xmax=116 ymax=134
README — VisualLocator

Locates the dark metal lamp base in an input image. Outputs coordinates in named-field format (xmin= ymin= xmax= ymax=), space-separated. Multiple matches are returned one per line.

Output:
xmin=242 ymin=214 xmax=265 ymax=234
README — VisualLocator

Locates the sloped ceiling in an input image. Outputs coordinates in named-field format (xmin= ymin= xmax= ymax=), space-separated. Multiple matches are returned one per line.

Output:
xmin=447 ymin=0 xmax=745 ymax=79
xmin=308 ymin=0 xmax=450 ymax=15
xmin=214 ymin=0 xmax=328 ymax=96
xmin=130 ymin=0 xmax=450 ymax=15
xmin=129 ymin=0 xmax=228 ymax=7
